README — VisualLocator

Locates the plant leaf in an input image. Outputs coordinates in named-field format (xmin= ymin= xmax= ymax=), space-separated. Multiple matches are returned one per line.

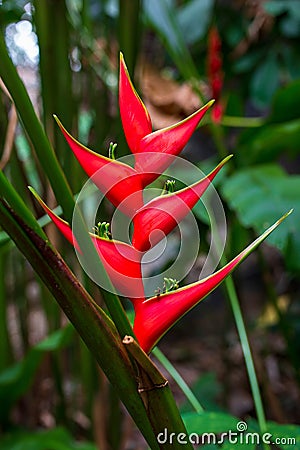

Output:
xmin=222 ymin=164 xmax=300 ymax=272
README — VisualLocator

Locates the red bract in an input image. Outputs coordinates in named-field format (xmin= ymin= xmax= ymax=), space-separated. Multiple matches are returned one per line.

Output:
xmin=132 ymin=155 xmax=232 ymax=251
xmin=54 ymin=116 xmax=144 ymax=217
xmin=119 ymin=53 xmax=213 ymax=186
xmin=133 ymin=212 xmax=291 ymax=353
xmin=32 ymin=54 xmax=290 ymax=354
xmin=119 ymin=53 xmax=152 ymax=153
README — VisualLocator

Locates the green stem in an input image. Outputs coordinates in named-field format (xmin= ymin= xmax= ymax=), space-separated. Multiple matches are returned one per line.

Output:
xmin=152 ymin=347 xmax=204 ymax=414
xmin=0 ymin=170 xmax=46 ymax=239
xmin=221 ymin=115 xmax=265 ymax=128
xmin=123 ymin=336 xmax=194 ymax=450
xmin=118 ymin=0 xmax=141 ymax=76
xmin=224 ymin=276 xmax=267 ymax=432
xmin=0 ymin=173 xmax=133 ymax=343
xmin=209 ymin=122 xmax=228 ymax=159
xmin=208 ymin=108 xmax=269 ymax=442
xmin=34 ymin=0 xmax=77 ymax=187
xmin=210 ymin=210 xmax=268 ymax=440
xmin=0 ymin=32 xmax=74 ymax=222
xmin=0 ymin=200 xmax=159 ymax=450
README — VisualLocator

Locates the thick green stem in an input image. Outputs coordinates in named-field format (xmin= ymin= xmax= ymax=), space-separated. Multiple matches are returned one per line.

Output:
xmin=124 ymin=336 xmax=194 ymax=450
xmin=0 ymin=200 xmax=159 ymax=449
xmin=34 ymin=0 xmax=77 ymax=187
xmin=0 ymin=170 xmax=46 ymax=239
xmin=0 ymin=32 xmax=74 ymax=221
xmin=118 ymin=0 xmax=141 ymax=76
xmin=0 ymin=202 xmax=197 ymax=449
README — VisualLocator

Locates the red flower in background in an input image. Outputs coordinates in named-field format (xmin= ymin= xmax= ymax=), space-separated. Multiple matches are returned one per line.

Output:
xmin=31 ymin=54 xmax=289 ymax=353
xmin=207 ymin=26 xmax=224 ymax=123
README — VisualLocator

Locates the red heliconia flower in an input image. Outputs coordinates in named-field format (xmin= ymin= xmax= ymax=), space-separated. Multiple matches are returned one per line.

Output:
xmin=30 ymin=189 xmax=145 ymax=304
xmin=133 ymin=212 xmax=291 ymax=353
xmin=31 ymin=54 xmax=291 ymax=355
xmin=207 ymin=26 xmax=224 ymax=123
xmin=132 ymin=155 xmax=232 ymax=251
xmin=119 ymin=53 xmax=214 ymax=186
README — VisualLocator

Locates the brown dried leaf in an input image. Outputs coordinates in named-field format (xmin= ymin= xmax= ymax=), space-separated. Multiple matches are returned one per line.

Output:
xmin=138 ymin=64 xmax=207 ymax=129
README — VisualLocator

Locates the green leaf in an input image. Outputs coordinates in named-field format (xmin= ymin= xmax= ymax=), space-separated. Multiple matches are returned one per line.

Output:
xmin=180 ymin=372 xmax=222 ymax=413
xmin=143 ymin=0 xmax=180 ymax=52
xmin=263 ymin=1 xmax=289 ymax=16
xmin=182 ymin=411 xmax=240 ymax=434
xmin=237 ymin=118 xmax=300 ymax=164
xmin=143 ymin=0 xmax=198 ymax=80
xmin=283 ymin=46 xmax=300 ymax=79
xmin=268 ymin=80 xmax=300 ymax=124
xmin=0 ymin=427 xmax=97 ymax=450
xmin=264 ymin=0 xmax=300 ymax=20
xmin=0 ymin=0 xmax=27 ymax=25
xmin=221 ymin=441 xmax=256 ymax=450
xmin=280 ymin=15 xmax=300 ymax=37
xmin=233 ymin=49 xmax=265 ymax=74
xmin=222 ymin=164 xmax=300 ymax=272
xmin=250 ymin=54 xmax=280 ymax=109
xmin=266 ymin=422 xmax=300 ymax=449
xmin=0 ymin=326 xmax=74 ymax=420
xmin=177 ymin=0 xmax=213 ymax=45
xmin=201 ymin=446 xmax=218 ymax=450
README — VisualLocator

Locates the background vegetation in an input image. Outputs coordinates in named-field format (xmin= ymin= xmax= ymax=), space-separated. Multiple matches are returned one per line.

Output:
xmin=0 ymin=0 xmax=299 ymax=448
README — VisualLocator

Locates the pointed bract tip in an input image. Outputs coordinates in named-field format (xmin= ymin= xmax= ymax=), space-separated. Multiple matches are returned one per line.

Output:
xmin=28 ymin=187 xmax=48 ymax=209
xmin=53 ymin=114 xmax=63 ymax=128
xmin=119 ymin=52 xmax=128 ymax=72
xmin=208 ymin=154 xmax=232 ymax=175
xmin=280 ymin=209 xmax=293 ymax=222
xmin=28 ymin=185 xmax=40 ymax=201
xmin=206 ymin=99 xmax=216 ymax=108
xmin=221 ymin=153 xmax=233 ymax=165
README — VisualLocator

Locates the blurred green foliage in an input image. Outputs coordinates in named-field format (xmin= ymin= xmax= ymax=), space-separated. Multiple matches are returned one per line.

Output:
xmin=0 ymin=0 xmax=299 ymax=448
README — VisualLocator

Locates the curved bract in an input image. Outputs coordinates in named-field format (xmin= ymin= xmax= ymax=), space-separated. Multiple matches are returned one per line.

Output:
xmin=133 ymin=211 xmax=291 ymax=353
